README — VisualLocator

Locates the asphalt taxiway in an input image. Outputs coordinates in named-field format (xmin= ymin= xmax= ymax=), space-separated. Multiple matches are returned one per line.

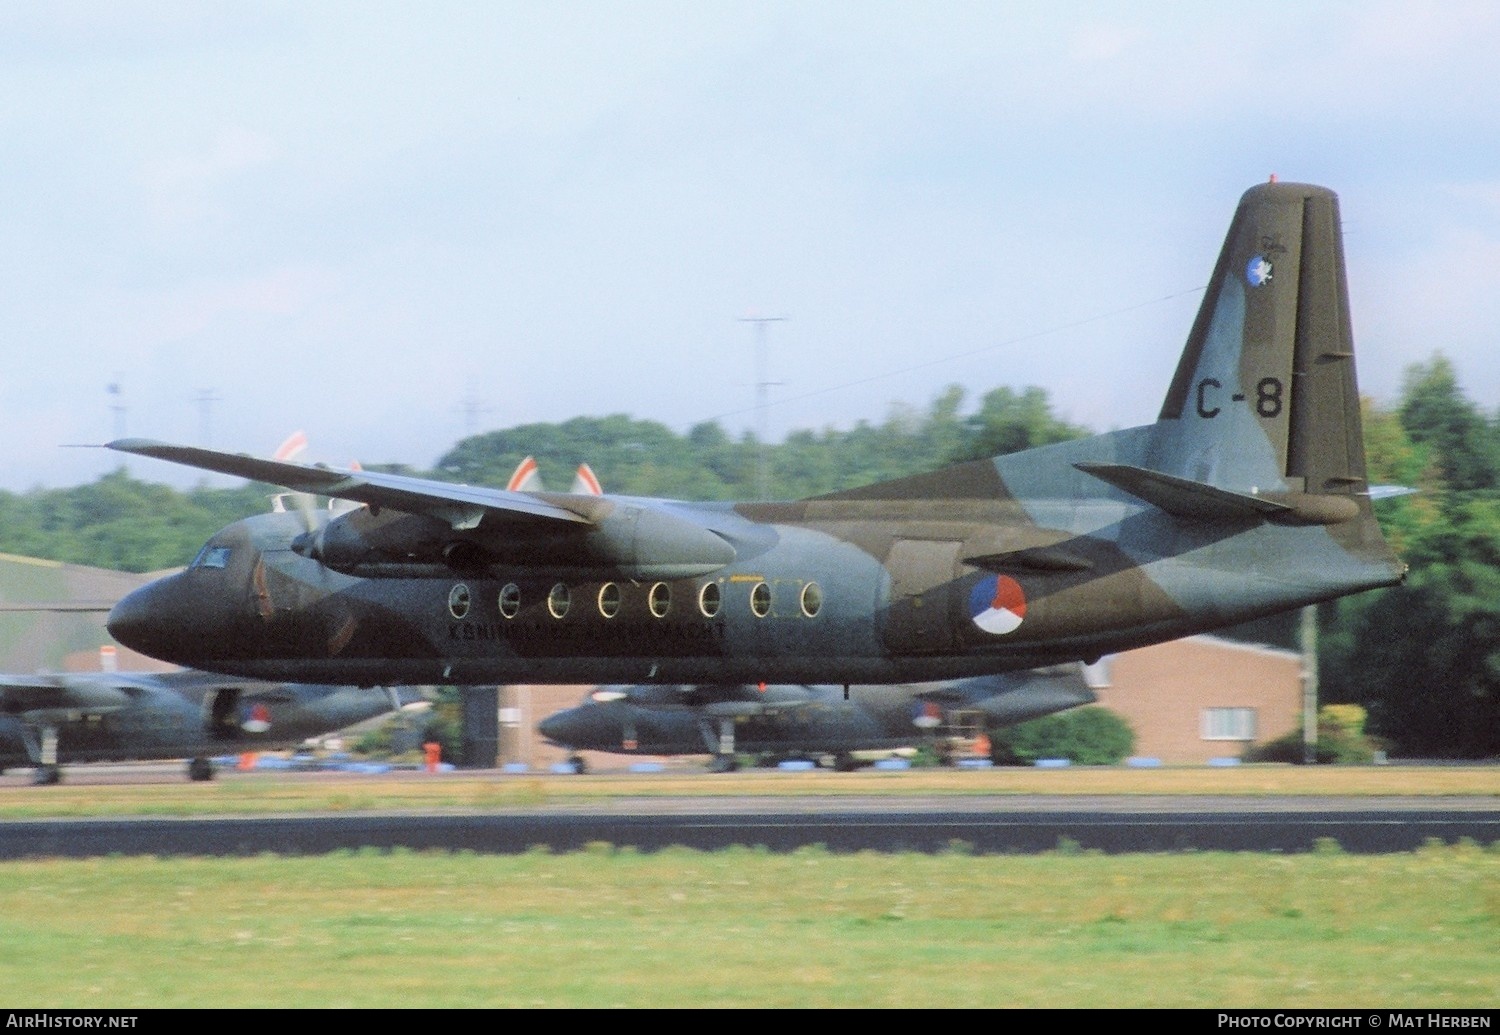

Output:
xmin=1 ymin=773 xmax=1494 ymax=858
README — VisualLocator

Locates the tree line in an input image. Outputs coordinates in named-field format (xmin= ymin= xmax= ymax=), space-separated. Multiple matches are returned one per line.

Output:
xmin=1 ymin=356 xmax=1494 ymax=756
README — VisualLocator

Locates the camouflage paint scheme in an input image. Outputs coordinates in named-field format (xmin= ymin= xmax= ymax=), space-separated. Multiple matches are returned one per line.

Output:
xmin=106 ymin=183 xmax=1404 ymax=688
xmin=0 ymin=670 xmax=410 ymax=783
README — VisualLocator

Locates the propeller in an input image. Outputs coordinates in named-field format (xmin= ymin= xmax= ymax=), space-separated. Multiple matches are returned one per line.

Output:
xmin=269 ymin=430 xmax=319 ymax=533
xmin=507 ymin=456 xmax=604 ymax=496
xmin=507 ymin=456 xmax=542 ymax=492
xmin=267 ymin=431 xmax=369 ymax=548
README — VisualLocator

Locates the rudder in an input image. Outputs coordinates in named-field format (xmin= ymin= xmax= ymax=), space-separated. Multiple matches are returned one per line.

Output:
xmin=1152 ymin=182 xmax=1368 ymax=497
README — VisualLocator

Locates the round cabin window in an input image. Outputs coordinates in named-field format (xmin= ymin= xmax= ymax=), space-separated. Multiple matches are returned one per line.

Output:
xmin=448 ymin=583 xmax=471 ymax=620
xmin=498 ymin=583 xmax=521 ymax=619
xmin=800 ymin=582 xmax=823 ymax=618
xmin=698 ymin=581 xmax=722 ymax=619
xmin=547 ymin=582 xmax=571 ymax=619
xmin=598 ymin=582 xmax=622 ymax=618
xmin=648 ymin=582 xmax=672 ymax=618
xmin=750 ymin=581 xmax=771 ymax=618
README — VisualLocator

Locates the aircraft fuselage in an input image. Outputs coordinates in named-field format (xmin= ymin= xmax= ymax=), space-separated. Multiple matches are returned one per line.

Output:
xmin=103 ymin=183 xmax=1407 ymax=687
xmin=0 ymin=675 xmax=398 ymax=769
xmin=107 ymin=468 xmax=1399 ymax=687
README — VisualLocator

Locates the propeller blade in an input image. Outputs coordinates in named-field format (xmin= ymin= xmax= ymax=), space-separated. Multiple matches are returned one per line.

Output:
xmin=507 ymin=456 xmax=542 ymax=492
xmin=270 ymin=432 xmax=318 ymax=530
xmin=572 ymin=463 xmax=603 ymax=496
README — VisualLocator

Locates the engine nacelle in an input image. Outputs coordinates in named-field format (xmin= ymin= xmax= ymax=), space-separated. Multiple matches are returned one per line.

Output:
xmin=292 ymin=499 xmax=735 ymax=579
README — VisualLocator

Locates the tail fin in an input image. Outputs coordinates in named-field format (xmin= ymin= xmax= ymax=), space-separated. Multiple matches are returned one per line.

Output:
xmin=1150 ymin=182 xmax=1368 ymax=498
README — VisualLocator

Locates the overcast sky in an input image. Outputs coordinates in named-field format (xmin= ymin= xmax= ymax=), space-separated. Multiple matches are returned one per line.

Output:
xmin=4 ymin=1 xmax=1499 ymax=491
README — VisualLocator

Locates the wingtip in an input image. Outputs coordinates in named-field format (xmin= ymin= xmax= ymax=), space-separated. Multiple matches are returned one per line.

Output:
xmin=103 ymin=437 xmax=163 ymax=452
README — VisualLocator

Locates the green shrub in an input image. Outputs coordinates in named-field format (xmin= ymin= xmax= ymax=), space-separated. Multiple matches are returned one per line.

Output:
xmin=1244 ymin=704 xmax=1383 ymax=764
xmin=353 ymin=690 xmax=463 ymax=763
xmin=989 ymin=707 xmax=1135 ymax=766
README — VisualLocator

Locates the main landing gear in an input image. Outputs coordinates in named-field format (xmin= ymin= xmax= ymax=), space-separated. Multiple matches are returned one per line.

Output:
xmin=700 ymin=715 xmax=739 ymax=773
xmin=187 ymin=757 xmax=216 ymax=782
xmin=21 ymin=725 xmax=62 ymax=785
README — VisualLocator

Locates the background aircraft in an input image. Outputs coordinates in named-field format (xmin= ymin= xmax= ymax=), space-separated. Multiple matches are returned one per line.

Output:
xmin=0 ymin=667 xmax=416 ymax=784
xmin=539 ymin=665 xmax=1098 ymax=771
xmin=104 ymin=182 xmax=1404 ymax=691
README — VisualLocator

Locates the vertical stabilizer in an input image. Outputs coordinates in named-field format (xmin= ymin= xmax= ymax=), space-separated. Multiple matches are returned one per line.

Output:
xmin=1152 ymin=183 xmax=1367 ymax=496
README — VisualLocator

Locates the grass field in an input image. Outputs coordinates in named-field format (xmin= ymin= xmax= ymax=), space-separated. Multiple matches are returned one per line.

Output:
xmin=2 ymin=765 xmax=1493 ymax=1008
xmin=1 ymin=763 xmax=1497 ymax=819
xmin=0 ymin=842 xmax=1494 ymax=1008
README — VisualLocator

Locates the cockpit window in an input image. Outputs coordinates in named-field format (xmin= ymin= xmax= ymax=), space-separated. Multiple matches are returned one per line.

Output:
xmin=192 ymin=545 xmax=232 ymax=570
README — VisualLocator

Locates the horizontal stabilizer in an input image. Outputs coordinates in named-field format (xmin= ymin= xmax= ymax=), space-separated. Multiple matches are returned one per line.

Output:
xmin=1075 ymin=462 xmax=1289 ymax=522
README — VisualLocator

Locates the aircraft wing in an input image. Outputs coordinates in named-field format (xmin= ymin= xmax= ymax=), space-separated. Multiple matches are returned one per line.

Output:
xmin=912 ymin=666 xmax=1097 ymax=726
xmin=701 ymin=698 xmax=818 ymax=718
xmin=607 ymin=683 xmax=824 ymax=710
xmin=0 ymin=601 xmax=117 ymax=612
xmin=0 ymin=674 xmax=138 ymax=717
xmin=107 ymin=438 xmax=737 ymax=577
xmin=106 ymin=438 xmax=591 ymax=532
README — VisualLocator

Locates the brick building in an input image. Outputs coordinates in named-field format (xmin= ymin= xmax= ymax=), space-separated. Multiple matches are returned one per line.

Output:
xmin=1087 ymin=635 xmax=1303 ymax=764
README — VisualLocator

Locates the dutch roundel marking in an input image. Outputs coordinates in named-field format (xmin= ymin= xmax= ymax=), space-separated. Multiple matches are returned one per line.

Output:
xmin=969 ymin=575 xmax=1027 ymax=635
xmin=1245 ymin=255 xmax=1273 ymax=287
xmin=241 ymin=702 xmax=272 ymax=734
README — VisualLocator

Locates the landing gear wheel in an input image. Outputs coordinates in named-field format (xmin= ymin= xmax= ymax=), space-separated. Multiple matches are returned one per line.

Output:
xmin=187 ymin=757 xmax=215 ymax=782
xmin=833 ymin=753 xmax=859 ymax=773
xmin=569 ymin=754 xmax=588 ymax=775
xmin=32 ymin=765 xmax=61 ymax=786
xmin=708 ymin=755 xmax=739 ymax=773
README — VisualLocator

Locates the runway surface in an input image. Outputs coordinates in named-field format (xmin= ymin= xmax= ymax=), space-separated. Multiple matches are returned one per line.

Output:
xmin=3 ymin=761 xmax=1495 ymax=857
xmin=2 ymin=795 xmax=1495 ymax=858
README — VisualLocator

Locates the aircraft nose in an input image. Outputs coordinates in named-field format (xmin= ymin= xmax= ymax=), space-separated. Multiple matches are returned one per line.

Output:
xmin=538 ymin=707 xmax=600 ymax=748
xmin=107 ymin=583 xmax=156 ymax=652
xmin=108 ymin=577 xmax=202 ymax=665
xmin=537 ymin=710 xmax=574 ymax=744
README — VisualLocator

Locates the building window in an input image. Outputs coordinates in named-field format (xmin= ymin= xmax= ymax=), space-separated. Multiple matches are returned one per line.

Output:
xmin=1202 ymin=707 xmax=1257 ymax=741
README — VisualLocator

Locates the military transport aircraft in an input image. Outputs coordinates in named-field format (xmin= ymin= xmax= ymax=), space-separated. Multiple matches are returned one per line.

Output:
xmin=0 ymin=668 xmax=414 ymax=784
xmin=539 ymin=666 xmax=1097 ymax=772
xmin=104 ymin=182 xmax=1405 ymax=690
